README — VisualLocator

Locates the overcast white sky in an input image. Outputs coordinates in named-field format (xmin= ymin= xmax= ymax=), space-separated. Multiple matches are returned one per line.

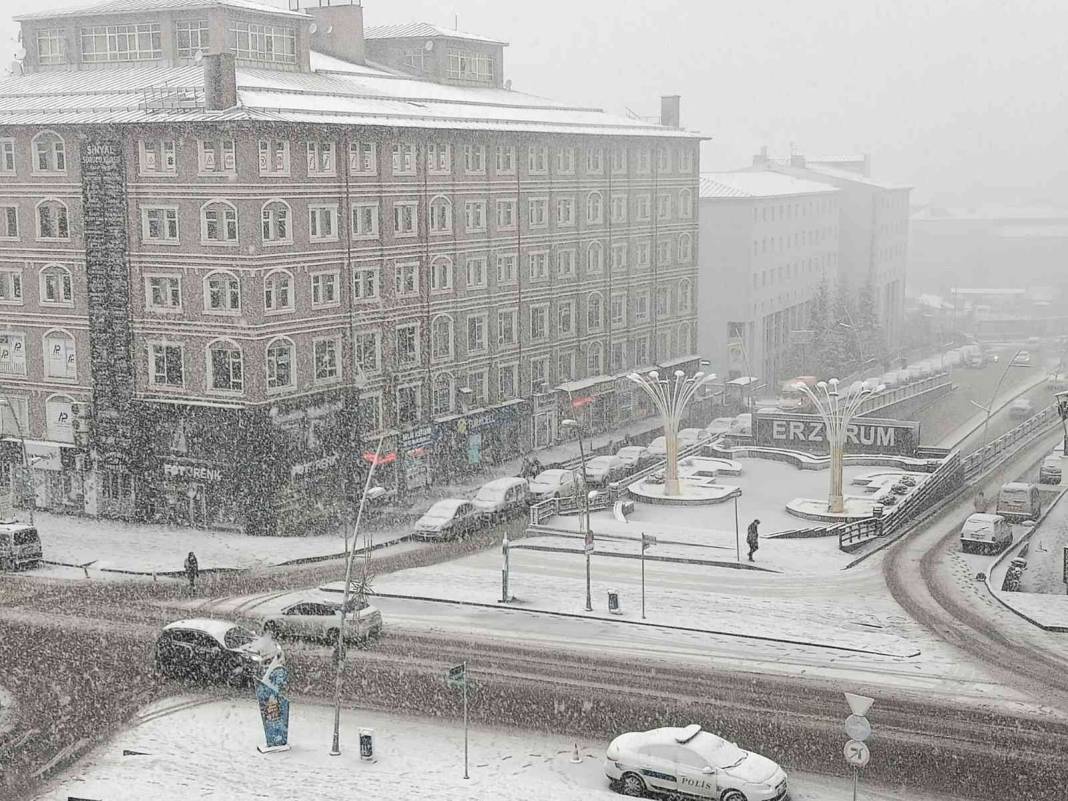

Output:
xmin=4 ymin=0 xmax=1068 ymax=206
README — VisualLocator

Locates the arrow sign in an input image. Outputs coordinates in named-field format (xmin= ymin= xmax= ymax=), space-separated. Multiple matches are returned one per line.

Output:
xmin=844 ymin=739 xmax=870 ymax=768
xmin=844 ymin=692 xmax=874 ymax=717
xmin=844 ymin=714 xmax=872 ymax=742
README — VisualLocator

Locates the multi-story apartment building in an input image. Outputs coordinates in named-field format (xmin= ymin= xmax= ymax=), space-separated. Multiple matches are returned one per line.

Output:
xmin=0 ymin=0 xmax=700 ymax=534
xmin=697 ymin=172 xmax=840 ymax=389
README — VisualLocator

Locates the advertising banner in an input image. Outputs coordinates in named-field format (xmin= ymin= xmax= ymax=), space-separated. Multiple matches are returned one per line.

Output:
xmin=753 ymin=413 xmax=921 ymax=457
xmin=256 ymin=658 xmax=291 ymax=753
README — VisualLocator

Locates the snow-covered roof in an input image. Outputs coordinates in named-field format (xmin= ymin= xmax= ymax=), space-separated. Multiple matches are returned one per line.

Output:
xmin=14 ymin=0 xmax=308 ymax=21
xmin=364 ymin=22 xmax=507 ymax=46
xmin=700 ymin=171 xmax=839 ymax=200
xmin=799 ymin=162 xmax=910 ymax=190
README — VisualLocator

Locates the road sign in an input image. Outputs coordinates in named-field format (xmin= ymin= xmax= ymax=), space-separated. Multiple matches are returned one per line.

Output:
xmin=447 ymin=663 xmax=466 ymax=688
xmin=843 ymin=739 xmax=870 ymax=768
xmin=641 ymin=533 xmax=657 ymax=551
xmin=844 ymin=714 xmax=872 ymax=742
xmin=844 ymin=692 xmax=875 ymax=717
xmin=584 ymin=530 xmax=594 ymax=554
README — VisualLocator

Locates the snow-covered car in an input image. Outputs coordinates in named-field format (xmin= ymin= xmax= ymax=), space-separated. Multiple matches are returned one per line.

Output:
xmin=678 ymin=428 xmax=704 ymax=448
xmin=0 ymin=522 xmax=43 ymax=572
xmin=729 ymin=414 xmax=753 ymax=436
xmin=528 ymin=468 xmax=581 ymax=500
xmin=604 ymin=724 xmax=788 ymax=800
xmin=263 ymin=596 xmax=382 ymax=643
xmin=960 ymin=513 xmax=1012 ymax=555
xmin=472 ymin=477 xmax=531 ymax=520
xmin=1009 ymin=398 xmax=1034 ymax=418
xmin=413 ymin=499 xmax=483 ymax=540
xmin=616 ymin=446 xmax=653 ymax=470
xmin=647 ymin=436 xmax=668 ymax=456
xmin=154 ymin=619 xmax=282 ymax=687
xmin=1039 ymin=456 xmax=1063 ymax=485
xmin=1012 ymin=350 xmax=1032 ymax=366
xmin=704 ymin=417 xmax=735 ymax=437
xmin=584 ymin=455 xmax=629 ymax=486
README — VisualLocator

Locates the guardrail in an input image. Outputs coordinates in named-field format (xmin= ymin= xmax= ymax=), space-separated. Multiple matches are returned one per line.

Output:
xmin=856 ymin=372 xmax=952 ymax=417
xmin=961 ymin=405 xmax=1059 ymax=483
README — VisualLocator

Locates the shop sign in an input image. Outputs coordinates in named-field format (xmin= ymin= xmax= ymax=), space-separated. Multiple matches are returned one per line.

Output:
xmin=271 ymin=401 xmax=343 ymax=426
xmin=25 ymin=441 xmax=63 ymax=472
xmin=571 ymin=396 xmax=594 ymax=409
xmin=290 ymin=454 xmax=339 ymax=480
xmin=753 ymin=413 xmax=920 ymax=456
xmin=163 ymin=462 xmax=224 ymax=483
xmin=403 ymin=426 xmax=434 ymax=488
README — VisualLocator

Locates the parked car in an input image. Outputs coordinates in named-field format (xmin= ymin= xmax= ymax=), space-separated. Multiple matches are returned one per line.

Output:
xmin=1009 ymin=398 xmax=1034 ymax=418
xmin=0 ymin=522 xmax=42 ymax=572
xmin=154 ymin=618 xmax=282 ymax=686
xmin=704 ymin=417 xmax=735 ymax=437
xmin=604 ymin=724 xmax=788 ymax=800
xmin=615 ymin=445 xmax=652 ymax=470
xmin=473 ymin=477 xmax=531 ymax=520
xmin=678 ymin=428 xmax=704 ymax=448
xmin=647 ymin=436 xmax=668 ymax=457
xmin=584 ymin=455 xmax=629 ymax=486
xmin=1039 ymin=456 xmax=1063 ymax=485
xmin=528 ymin=468 xmax=581 ymax=500
xmin=263 ymin=596 xmax=382 ymax=643
xmin=960 ymin=513 xmax=1013 ymax=554
xmin=1012 ymin=350 xmax=1032 ymax=366
xmin=413 ymin=499 xmax=483 ymax=540
xmin=996 ymin=482 xmax=1042 ymax=522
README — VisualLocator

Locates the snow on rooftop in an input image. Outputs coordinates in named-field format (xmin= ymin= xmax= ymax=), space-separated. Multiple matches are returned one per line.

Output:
xmin=14 ymin=0 xmax=308 ymax=22
xmin=699 ymin=171 xmax=839 ymax=200
xmin=364 ymin=22 xmax=508 ymax=46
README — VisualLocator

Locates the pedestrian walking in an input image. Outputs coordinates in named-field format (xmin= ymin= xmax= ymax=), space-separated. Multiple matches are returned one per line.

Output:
xmin=974 ymin=489 xmax=987 ymax=513
xmin=184 ymin=551 xmax=199 ymax=591
xmin=746 ymin=519 xmax=761 ymax=562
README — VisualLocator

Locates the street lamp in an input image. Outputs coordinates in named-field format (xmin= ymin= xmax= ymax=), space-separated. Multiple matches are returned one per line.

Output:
xmin=626 ymin=370 xmax=717 ymax=496
xmin=977 ymin=349 xmax=1028 ymax=461
xmin=0 ymin=390 xmax=33 ymax=525
xmin=792 ymin=379 xmax=882 ymax=514
xmin=561 ymin=418 xmax=593 ymax=612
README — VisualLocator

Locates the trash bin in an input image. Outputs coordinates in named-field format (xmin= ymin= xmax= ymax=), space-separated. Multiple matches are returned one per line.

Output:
xmin=607 ymin=590 xmax=621 ymax=614
xmin=359 ymin=728 xmax=375 ymax=761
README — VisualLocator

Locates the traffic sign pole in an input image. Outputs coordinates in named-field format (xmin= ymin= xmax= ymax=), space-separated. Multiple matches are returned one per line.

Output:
xmin=462 ymin=660 xmax=469 ymax=780
xmin=843 ymin=692 xmax=874 ymax=800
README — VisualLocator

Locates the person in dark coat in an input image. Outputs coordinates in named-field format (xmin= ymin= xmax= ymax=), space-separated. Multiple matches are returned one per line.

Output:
xmin=746 ymin=519 xmax=761 ymax=561
xmin=184 ymin=551 xmax=199 ymax=590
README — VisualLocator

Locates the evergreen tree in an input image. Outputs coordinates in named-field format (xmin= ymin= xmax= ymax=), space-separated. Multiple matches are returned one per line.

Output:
xmin=856 ymin=278 xmax=888 ymax=369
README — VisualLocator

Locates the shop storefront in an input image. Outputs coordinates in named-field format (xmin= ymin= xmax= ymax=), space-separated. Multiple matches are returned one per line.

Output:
xmin=531 ymin=392 xmax=557 ymax=449
xmin=433 ymin=400 xmax=527 ymax=478
xmin=556 ymin=376 xmax=618 ymax=435
xmin=400 ymin=425 xmax=434 ymax=494
xmin=158 ymin=457 xmax=239 ymax=530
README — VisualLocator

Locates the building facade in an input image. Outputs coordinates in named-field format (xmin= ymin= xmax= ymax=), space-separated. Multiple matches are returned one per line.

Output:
xmin=696 ymin=172 xmax=840 ymax=390
xmin=0 ymin=0 xmax=700 ymax=534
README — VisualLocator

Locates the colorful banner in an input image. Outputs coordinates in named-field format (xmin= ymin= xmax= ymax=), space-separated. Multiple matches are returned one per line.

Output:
xmin=256 ymin=659 xmax=290 ymax=752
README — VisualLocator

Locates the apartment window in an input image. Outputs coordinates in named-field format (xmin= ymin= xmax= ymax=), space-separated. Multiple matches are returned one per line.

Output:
xmin=466 ymin=256 xmax=487 ymax=289
xmin=0 ymin=139 xmax=14 ymax=174
xmin=139 ymin=139 xmax=177 ymax=174
xmin=142 ymin=206 xmax=178 ymax=242
xmin=37 ymin=200 xmax=69 ymax=241
xmin=150 ymin=343 xmax=183 ymax=387
xmin=402 ymin=48 xmax=426 ymax=72
xmin=205 ymin=272 xmax=240 ymax=312
xmin=0 ymin=333 xmax=26 ymax=375
xmin=587 ymin=343 xmax=603 ymax=375
xmin=656 ymin=286 xmax=670 ymax=317
xmin=353 ymin=265 xmax=380 ymax=301
xmin=311 ymin=272 xmax=340 ymax=307
xmin=657 ymin=239 xmax=672 ymax=266
xmin=586 ymin=192 xmax=603 ymax=224
xmin=558 ymin=300 xmax=574 ymax=336
xmin=428 ymin=142 xmax=451 ymax=175
xmin=396 ymin=384 xmax=421 ymax=426
xmin=464 ymin=144 xmax=486 ymax=174
xmin=36 ymin=29 xmax=67 ymax=65
xmin=557 ymin=197 xmax=575 ymax=226
xmin=495 ymin=145 xmax=516 ymax=174
xmin=529 ymin=304 xmax=549 ymax=341
xmin=306 ymin=141 xmax=336 ymax=176
xmin=44 ymin=331 xmax=76 ymax=379
xmin=201 ymin=201 xmax=238 ymax=243
xmin=349 ymin=141 xmax=377 ymax=174
xmin=530 ymin=357 xmax=549 ymax=390
xmin=586 ymin=147 xmax=604 ymax=174
xmin=428 ymin=197 xmax=453 ymax=234
xmin=637 ymin=148 xmax=652 ymax=174
xmin=256 ymin=139 xmax=289 ymax=176
xmin=431 ymin=316 xmax=454 ymax=361
xmin=351 ymin=202 xmax=380 ymax=239
xmin=432 ymin=374 xmax=453 ymax=416
xmin=496 ymin=199 xmax=517 ymax=229
xmin=611 ymin=194 xmax=627 ymax=224
xmin=635 ymin=194 xmax=651 ymax=221
xmin=657 ymin=330 xmax=671 ymax=359
xmin=230 ymin=22 xmax=296 ymax=64
xmin=657 ymin=146 xmax=671 ymax=172
xmin=637 ymin=240 xmax=651 ymax=268
xmin=557 ymin=248 xmax=576 ymax=278
xmin=679 ymin=188 xmax=694 ymax=219
xmin=611 ymin=342 xmax=626 ymax=371
xmin=40 ymin=265 xmax=73 ymax=305
xmin=467 ymin=314 xmax=487 ymax=353
xmin=558 ymin=351 xmax=575 ymax=382
xmin=496 ymin=253 xmax=517 ymax=284
xmin=397 ymin=323 xmax=420 ymax=366
xmin=525 ymin=251 xmax=548 ymax=281
xmin=209 ymin=342 xmax=243 ymax=392
xmin=392 ymin=143 xmax=416 ymax=175
xmin=498 ymin=364 xmax=518 ymax=399
xmin=611 ymin=242 xmax=628 ymax=272
xmin=261 ymin=200 xmax=291 ymax=243
xmin=465 ymin=200 xmax=487 ymax=232
xmin=176 ymin=20 xmax=209 ymax=58
xmin=198 ymin=137 xmax=236 ymax=175
xmin=309 ymin=204 xmax=338 ymax=241
xmin=393 ymin=201 xmax=418 ymax=236
xmin=314 ymin=338 xmax=340 ymax=383
xmin=395 ymin=262 xmax=419 ymax=296
xmin=611 ymin=148 xmax=627 ymax=174
xmin=556 ymin=147 xmax=575 ymax=174
xmin=81 ymin=23 xmax=161 ymax=62
xmin=431 ymin=257 xmax=453 ymax=292
xmin=527 ymin=145 xmax=548 ymax=174
xmin=146 ymin=275 xmax=181 ymax=310
xmin=636 ymin=336 xmax=650 ymax=366
xmin=679 ymin=233 xmax=693 ymax=262
xmin=678 ymin=147 xmax=695 ymax=173
xmin=587 ymin=241 xmax=604 ymax=274
xmin=528 ymin=198 xmax=548 ymax=228
xmin=266 ymin=339 xmax=294 ymax=390
xmin=1 ymin=206 xmax=18 ymax=238
xmin=587 ymin=293 xmax=604 ymax=331
xmin=498 ymin=309 xmax=517 ymax=346
xmin=678 ymin=279 xmax=693 ymax=313
xmin=635 ymin=291 xmax=650 ymax=321
xmin=611 ymin=293 xmax=626 ymax=325
xmin=354 ymin=331 xmax=381 ymax=374
xmin=0 ymin=270 xmax=23 ymax=303
xmin=656 ymin=193 xmax=672 ymax=221
xmin=264 ymin=270 xmax=292 ymax=312
xmin=447 ymin=49 xmax=494 ymax=82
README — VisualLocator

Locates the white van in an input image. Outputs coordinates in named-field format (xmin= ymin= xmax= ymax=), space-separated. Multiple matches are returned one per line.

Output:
xmin=996 ymin=482 xmax=1041 ymax=522
xmin=0 ymin=522 xmax=43 ymax=571
xmin=730 ymin=413 xmax=753 ymax=436
xmin=960 ymin=513 xmax=1013 ymax=554
xmin=473 ymin=477 xmax=531 ymax=520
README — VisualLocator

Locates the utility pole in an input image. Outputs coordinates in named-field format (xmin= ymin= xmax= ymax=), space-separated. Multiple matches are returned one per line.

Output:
xmin=640 ymin=532 xmax=656 ymax=619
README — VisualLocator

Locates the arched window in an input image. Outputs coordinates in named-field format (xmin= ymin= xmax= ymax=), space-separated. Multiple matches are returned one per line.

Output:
xmin=266 ymin=337 xmax=294 ymax=391
xmin=45 ymin=393 xmax=75 ymax=443
xmin=431 ymin=314 xmax=454 ymax=362
xmin=431 ymin=372 xmax=454 ymax=416
xmin=32 ymin=131 xmax=66 ymax=173
xmin=40 ymin=264 xmax=73 ymax=305
xmin=586 ymin=342 xmax=603 ymax=375
xmin=264 ymin=270 xmax=293 ymax=312
xmin=43 ymin=329 xmax=76 ymax=380
xmin=205 ymin=271 xmax=241 ymax=312
xmin=208 ymin=339 xmax=244 ymax=393
xmin=261 ymin=199 xmax=291 ymax=243
xmin=587 ymin=241 xmax=604 ymax=274
xmin=586 ymin=292 xmax=604 ymax=331
xmin=428 ymin=195 xmax=452 ymax=233
xmin=678 ymin=233 xmax=693 ymax=263
xmin=586 ymin=191 xmax=603 ymax=224
xmin=200 ymin=200 xmax=238 ymax=243
xmin=678 ymin=278 xmax=693 ymax=314
xmin=678 ymin=188 xmax=693 ymax=219
xmin=430 ymin=255 xmax=453 ymax=292
xmin=36 ymin=198 xmax=69 ymax=239
xmin=656 ymin=286 xmax=670 ymax=317
xmin=678 ymin=322 xmax=693 ymax=355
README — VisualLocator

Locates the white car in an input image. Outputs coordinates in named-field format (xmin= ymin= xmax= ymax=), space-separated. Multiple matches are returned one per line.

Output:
xmin=584 ymin=455 xmax=628 ymax=485
xmin=528 ymin=468 xmax=580 ymax=500
xmin=604 ymin=724 xmax=788 ymax=800
xmin=413 ymin=499 xmax=483 ymax=540
xmin=704 ymin=417 xmax=735 ymax=437
xmin=647 ymin=436 xmax=668 ymax=457
xmin=263 ymin=596 xmax=382 ymax=643
xmin=1009 ymin=398 xmax=1034 ymax=418
xmin=678 ymin=428 xmax=704 ymax=448
xmin=1012 ymin=350 xmax=1032 ymax=366
xmin=616 ymin=446 xmax=652 ymax=470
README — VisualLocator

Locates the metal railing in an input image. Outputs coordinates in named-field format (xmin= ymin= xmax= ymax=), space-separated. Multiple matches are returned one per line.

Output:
xmin=961 ymin=405 xmax=1059 ymax=482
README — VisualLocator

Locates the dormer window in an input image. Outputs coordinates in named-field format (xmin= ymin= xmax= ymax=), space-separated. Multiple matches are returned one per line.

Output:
xmin=36 ymin=29 xmax=67 ymax=66
xmin=81 ymin=23 xmax=162 ymax=63
xmin=447 ymin=49 xmax=495 ymax=83
xmin=231 ymin=22 xmax=296 ymax=64
xmin=176 ymin=20 xmax=209 ymax=59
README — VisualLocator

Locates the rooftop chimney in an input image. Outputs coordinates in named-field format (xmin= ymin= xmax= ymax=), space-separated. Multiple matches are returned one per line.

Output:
xmin=660 ymin=95 xmax=681 ymax=128
xmin=203 ymin=52 xmax=237 ymax=110
xmin=306 ymin=1 xmax=365 ymax=65
xmin=752 ymin=145 xmax=769 ymax=167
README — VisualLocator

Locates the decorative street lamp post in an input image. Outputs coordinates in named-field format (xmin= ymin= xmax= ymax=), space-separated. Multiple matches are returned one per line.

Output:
xmin=627 ymin=370 xmax=717 ymax=496
xmin=792 ymin=379 xmax=881 ymax=514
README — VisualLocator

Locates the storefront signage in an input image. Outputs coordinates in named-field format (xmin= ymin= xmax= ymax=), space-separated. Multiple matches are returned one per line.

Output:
xmin=290 ymin=454 xmax=339 ymax=480
xmin=271 ymin=401 xmax=343 ymax=426
xmin=25 ymin=441 xmax=63 ymax=472
xmin=571 ymin=396 xmax=594 ymax=409
xmin=163 ymin=462 xmax=224 ymax=483
xmin=753 ymin=413 xmax=920 ymax=456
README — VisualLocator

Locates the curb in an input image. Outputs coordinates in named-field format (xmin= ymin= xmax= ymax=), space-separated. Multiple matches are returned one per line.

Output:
xmin=508 ymin=542 xmax=778 ymax=572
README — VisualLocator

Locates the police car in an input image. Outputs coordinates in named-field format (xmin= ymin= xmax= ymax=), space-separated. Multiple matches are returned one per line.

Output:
xmin=604 ymin=724 xmax=788 ymax=800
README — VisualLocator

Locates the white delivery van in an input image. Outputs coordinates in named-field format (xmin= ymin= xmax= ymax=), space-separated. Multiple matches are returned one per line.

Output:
xmin=0 ymin=522 xmax=43 ymax=571
xmin=996 ymin=482 xmax=1041 ymax=522
xmin=959 ymin=513 xmax=1013 ymax=554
